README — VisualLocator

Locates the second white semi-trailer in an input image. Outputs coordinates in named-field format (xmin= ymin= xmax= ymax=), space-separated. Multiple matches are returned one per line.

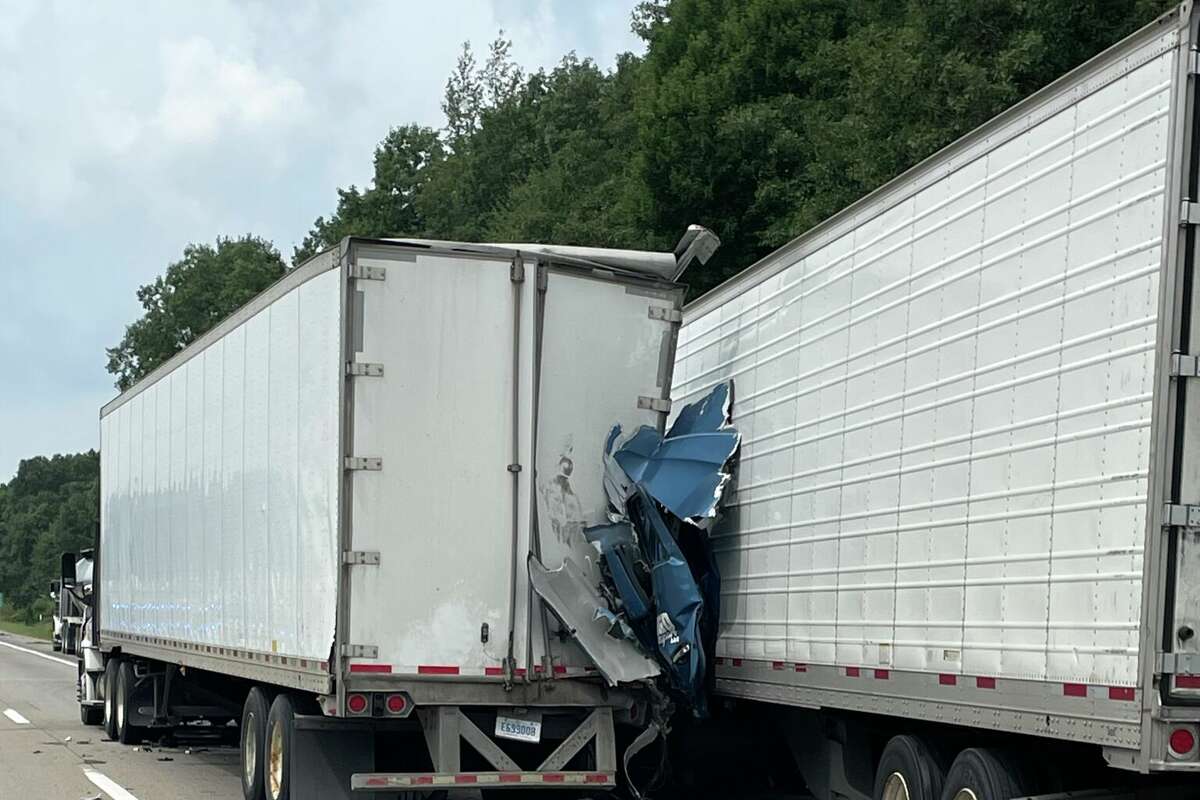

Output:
xmin=673 ymin=3 xmax=1200 ymax=799
xmin=78 ymin=234 xmax=715 ymax=800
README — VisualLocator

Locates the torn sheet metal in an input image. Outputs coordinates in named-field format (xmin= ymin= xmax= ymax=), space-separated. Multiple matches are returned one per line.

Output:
xmin=608 ymin=382 xmax=739 ymax=528
xmin=583 ymin=381 xmax=737 ymax=716
xmin=527 ymin=554 xmax=661 ymax=686
xmin=626 ymin=487 xmax=708 ymax=713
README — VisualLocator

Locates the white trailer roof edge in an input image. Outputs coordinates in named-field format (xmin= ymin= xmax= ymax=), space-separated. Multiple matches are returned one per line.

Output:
xmin=683 ymin=2 xmax=1193 ymax=320
xmin=100 ymin=237 xmax=683 ymax=419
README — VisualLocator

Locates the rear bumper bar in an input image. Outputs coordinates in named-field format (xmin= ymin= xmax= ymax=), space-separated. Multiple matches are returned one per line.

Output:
xmin=351 ymin=771 xmax=616 ymax=790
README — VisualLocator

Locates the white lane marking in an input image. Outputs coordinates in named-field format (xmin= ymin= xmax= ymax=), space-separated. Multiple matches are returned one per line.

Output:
xmin=3 ymin=708 xmax=29 ymax=725
xmin=0 ymin=638 xmax=75 ymax=667
xmin=84 ymin=768 xmax=141 ymax=800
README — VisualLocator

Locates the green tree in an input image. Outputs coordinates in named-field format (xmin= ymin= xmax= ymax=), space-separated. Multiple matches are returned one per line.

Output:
xmin=105 ymin=235 xmax=287 ymax=391
xmin=0 ymin=452 xmax=98 ymax=617
xmin=293 ymin=125 xmax=445 ymax=264
xmin=632 ymin=0 xmax=1174 ymax=294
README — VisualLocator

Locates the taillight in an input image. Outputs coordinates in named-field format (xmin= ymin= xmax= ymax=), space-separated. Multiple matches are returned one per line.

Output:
xmin=346 ymin=693 xmax=369 ymax=715
xmin=1170 ymin=727 xmax=1196 ymax=758
xmin=385 ymin=694 xmax=407 ymax=714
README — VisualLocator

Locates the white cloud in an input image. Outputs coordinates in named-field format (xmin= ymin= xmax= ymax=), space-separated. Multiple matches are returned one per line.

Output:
xmin=0 ymin=0 xmax=643 ymax=478
xmin=154 ymin=36 xmax=307 ymax=146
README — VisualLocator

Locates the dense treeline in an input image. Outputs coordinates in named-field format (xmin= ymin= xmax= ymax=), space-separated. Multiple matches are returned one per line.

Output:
xmin=0 ymin=0 xmax=1173 ymax=618
xmin=0 ymin=453 xmax=99 ymax=621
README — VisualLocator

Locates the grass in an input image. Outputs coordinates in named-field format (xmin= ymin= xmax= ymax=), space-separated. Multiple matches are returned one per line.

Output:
xmin=0 ymin=610 xmax=52 ymax=640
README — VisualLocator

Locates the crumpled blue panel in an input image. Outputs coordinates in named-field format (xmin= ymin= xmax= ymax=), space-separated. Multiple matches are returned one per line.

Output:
xmin=585 ymin=522 xmax=652 ymax=624
xmin=666 ymin=381 xmax=732 ymax=439
xmin=627 ymin=486 xmax=707 ymax=714
xmin=610 ymin=384 xmax=740 ymax=527
xmin=584 ymin=381 xmax=737 ymax=716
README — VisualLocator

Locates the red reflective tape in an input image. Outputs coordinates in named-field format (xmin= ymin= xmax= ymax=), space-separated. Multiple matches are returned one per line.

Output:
xmin=349 ymin=664 xmax=392 ymax=674
xmin=365 ymin=777 xmax=388 ymax=787
xmin=732 ymin=658 xmax=743 ymax=667
xmin=414 ymin=776 xmax=433 ymax=785
xmin=1177 ymin=675 xmax=1200 ymax=689
xmin=485 ymin=667 xmax=504 ymax=676
xmin=1063 ymin=683 xmax=1087 ymax=697
xmin=544 ymin=774 xmax=566 ymax=783
xmin=553 ymin=665 xmax=567 ymax=675
xmin=939 ymin=674 xmax=957 ymax=686
xmin=585 ymin=773 xmax=609 ymax=784
xmin=1109 ymin=686 xmax=1135 ymax=701
xmin=455 ymin=775 xmax=478 ymax=784
xmin=874 ymin=669 xmax=889 ymax=680
xmin=499 ymin=774 xmax=522 ymax=783
xmin=772 ymin=661 xmax=785 ymax=671
xmin=514 ymin=668 xmax=527 ymax=677
xmin=845 ymin=667 xmax=860 ymax=677
xmin=976 ymin=676 xmax=995 ymax=689
xmin=418 ymin=665 xmax=460 ymax=675
xmin=794 ymin=663 xmax=808 ymax=672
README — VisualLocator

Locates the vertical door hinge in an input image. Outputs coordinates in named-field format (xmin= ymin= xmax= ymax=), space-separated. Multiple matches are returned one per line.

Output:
xmin=344 ymin=456 xmax=382 ymax=471
xmin=1190 ymin=49 xmax=1200 ymax=77
xmin=648 ymin=306 xmax=683 ymax=323
xmin=340 ymin=644 xmax=378 ymax=659
xmin=511 ymin=258 xmax=525 ymax=283
xmin=537 ymin=265 xmax=549 ymax=292
xmin=346 ymin=361 xmax=384 ymax=377
xmin=1170 ymin=353 xmax=1200 ymax=378
xmin=348 ymin=263 xmax=387 ymax=281
xmin=637 ymin=396 xmax=672 ymax=413
xmin=1164 ymin=503 xmax=1200 ymax=528
xmin=342 ymin=550 xmax=381 ymax=566
xmin=1181 ymin=201 xmax=1200 ymax=227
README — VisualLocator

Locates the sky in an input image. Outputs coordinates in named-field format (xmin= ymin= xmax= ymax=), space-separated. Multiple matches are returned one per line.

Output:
xmin=0 ymin=0 xmax=643 ymax=481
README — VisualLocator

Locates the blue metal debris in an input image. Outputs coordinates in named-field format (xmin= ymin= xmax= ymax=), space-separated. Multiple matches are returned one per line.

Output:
xmin=609 ymin=382 xmax=739 ymax=528
xmin=586 ymin=381 xmax=738 ymax=715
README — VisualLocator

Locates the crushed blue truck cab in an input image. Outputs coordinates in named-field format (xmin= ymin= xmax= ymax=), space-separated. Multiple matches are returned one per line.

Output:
xmin=530 ymin=381 xmax=739 ymax=715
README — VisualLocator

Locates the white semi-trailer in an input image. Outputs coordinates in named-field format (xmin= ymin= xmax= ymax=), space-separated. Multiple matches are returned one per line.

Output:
xmin=79 ymin=235 xmax=710 ymax=800
xmin=673 ymin=4 xmax=1200 ymax=799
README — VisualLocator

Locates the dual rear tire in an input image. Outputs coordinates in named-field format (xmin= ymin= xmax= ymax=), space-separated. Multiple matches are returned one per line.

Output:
xmin=100 ymin=658 xmax=144 ymax=744
xmin=241 ymin=689 xmax=295 ymax=800
xmin=872 ymin=736 xmax=1027 ymax=800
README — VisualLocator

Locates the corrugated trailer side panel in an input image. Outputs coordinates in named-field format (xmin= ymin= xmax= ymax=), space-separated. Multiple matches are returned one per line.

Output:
xmin=99 ymin=265 xmax=342 ymax=664
xmin=674 ymin=17 xmax=1179 ymax=699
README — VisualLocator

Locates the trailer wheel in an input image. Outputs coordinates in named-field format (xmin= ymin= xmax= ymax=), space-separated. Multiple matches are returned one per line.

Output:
xmin=873 ymin=735 xmax=945 ymax=800
xmin=64 ymin=624 xmax=76 ymax=656
xmin=939 ymin=748 xmax=1026 ymax=800
xmin=265 ymin=694 xmax=296 ymax=800
xmin=115 ymin=660 xmax=144 ymax=745
xmin=102 ymin=658 xmax=119 ymax=739
xmin=240 ymin=687 xmax=273 ymax=800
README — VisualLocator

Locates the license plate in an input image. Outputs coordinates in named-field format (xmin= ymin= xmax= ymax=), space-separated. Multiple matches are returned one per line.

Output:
xmin=495 ymin=711 xmax=542 ymax=744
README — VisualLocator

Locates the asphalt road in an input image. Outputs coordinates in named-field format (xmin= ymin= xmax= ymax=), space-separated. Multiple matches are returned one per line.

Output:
xmin=0 ymin=630 xmax=243 ymax=800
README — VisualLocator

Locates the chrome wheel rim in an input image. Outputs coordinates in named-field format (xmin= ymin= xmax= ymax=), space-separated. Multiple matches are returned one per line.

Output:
xmin=954 ymin=790 xmax=980 ymax=800
xmin=268 ymin=719 xmax=283 ymax=798
xmin=243 ymin=712 xmax=257 ymax=785
xmin=882 ymin=772 xmax=911 ymax=800
xmin=103 ymin=677 xmax=112 ymax=726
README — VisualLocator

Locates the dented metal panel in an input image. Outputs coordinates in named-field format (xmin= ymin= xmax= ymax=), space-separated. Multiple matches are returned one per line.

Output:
xmin=532 ymin=268 xmax=685 ymax=669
